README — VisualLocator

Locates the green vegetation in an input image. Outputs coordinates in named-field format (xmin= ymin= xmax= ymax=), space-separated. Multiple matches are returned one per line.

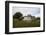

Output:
xmin=13 ymin=12 xmax=23 ymax=19
xmin=13 ymin=18 xmax=40 ymax=28
xmin=13 ymin=12 xmax=40 ymax=28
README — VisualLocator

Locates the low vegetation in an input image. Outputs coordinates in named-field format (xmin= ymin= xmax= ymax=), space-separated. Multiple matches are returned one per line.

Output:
xmin=13 ymin=17 xmax=40 ymax=28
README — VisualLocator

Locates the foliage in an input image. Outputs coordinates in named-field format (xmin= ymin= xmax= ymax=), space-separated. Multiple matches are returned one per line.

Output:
xmin=13 ymin=17 xmax=40 ymax=28
xmin=13 ymin=12 xmax=23 ymax=19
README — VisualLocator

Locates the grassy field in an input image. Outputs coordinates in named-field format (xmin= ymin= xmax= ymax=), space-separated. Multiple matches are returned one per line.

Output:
xmin=13 ymin=18 xmax=40 ymax=28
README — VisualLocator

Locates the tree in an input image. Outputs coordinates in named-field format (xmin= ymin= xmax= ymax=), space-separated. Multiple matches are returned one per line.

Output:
xmin=27 ymin=14 xmax=32 ymax=17
xmin=13 ymin=12 xmax=23 ymax=19
xmin=19 ymin=17 xmax=24 ymax=20
xmin=36 ymin=17 xmax=40 ymax=20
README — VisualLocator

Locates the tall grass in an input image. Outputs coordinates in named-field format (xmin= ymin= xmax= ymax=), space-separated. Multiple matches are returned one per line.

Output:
xmin=13 ymin=18 xmax=40 ymax=28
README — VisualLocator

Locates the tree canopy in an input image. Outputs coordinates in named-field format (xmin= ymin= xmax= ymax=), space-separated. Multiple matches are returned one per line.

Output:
xmin=13 ymin=12 xmax=23 ymax=19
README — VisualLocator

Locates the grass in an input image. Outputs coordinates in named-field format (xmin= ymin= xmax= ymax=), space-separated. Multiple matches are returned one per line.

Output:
xmin=13 ymin=18 xmax=40 ymax=28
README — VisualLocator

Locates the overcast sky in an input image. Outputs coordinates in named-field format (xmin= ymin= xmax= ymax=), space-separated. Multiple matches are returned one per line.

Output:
xmin=12 ymin=7 xmax=40 ymax=17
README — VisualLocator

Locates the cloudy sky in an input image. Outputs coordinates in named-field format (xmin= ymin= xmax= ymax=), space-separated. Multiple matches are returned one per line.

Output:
xmin=12 ymin=7 xmax=40 ymax=17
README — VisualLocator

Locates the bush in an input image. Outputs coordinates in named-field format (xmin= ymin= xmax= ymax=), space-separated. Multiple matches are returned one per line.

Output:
xmin=13 ymin=17 xmax=40 ymax=28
